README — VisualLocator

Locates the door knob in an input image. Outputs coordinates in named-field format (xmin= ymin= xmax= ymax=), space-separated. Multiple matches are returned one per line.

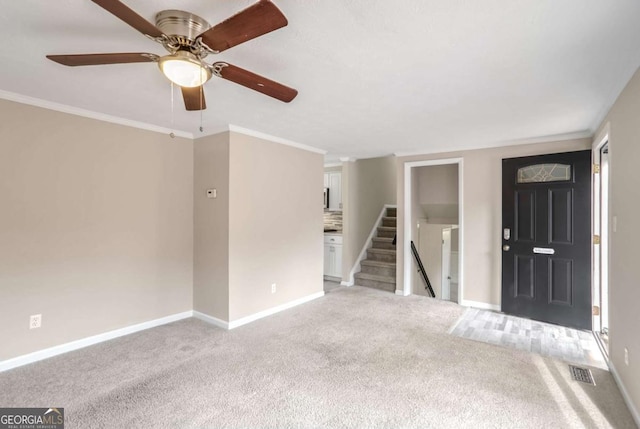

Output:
xmin=503 ymin=245 xmax=510 ymax=251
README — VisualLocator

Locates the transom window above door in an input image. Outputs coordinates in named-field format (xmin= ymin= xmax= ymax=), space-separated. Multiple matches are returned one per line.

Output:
xmin=517 ymin=163 xmax=571 ymax=183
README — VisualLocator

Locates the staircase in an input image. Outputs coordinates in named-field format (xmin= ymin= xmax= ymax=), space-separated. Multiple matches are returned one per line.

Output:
xmin=354 ymin=207 xmax=397 ymax=292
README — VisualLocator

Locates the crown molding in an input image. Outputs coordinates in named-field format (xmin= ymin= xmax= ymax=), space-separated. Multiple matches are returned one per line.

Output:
xmin=0 ymin=89 xmax=193 ymax=139
xmin=0 ymin=90 xmax=330 ymax=153
xmin=196 ymin=124 xmax=231 ymax=136
xmin=197 ymin=124 xmax=326 ymax=155
xmin=229 ymin=125 xmax=326 ymax=155
xmin=393 ymin=130 xmax=593 ymax=158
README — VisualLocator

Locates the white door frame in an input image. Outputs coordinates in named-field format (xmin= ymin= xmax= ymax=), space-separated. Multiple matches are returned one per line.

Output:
xmin=402 ymin=158 xmax=464 ymax=297
xmin=592 ymin=123 xmax=610 ymax=337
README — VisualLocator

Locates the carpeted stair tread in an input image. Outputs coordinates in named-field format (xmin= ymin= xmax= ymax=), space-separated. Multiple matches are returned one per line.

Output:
xmin=381 ymin=217 xmax=397 ymax=227
xmin=377 ymin=226 xmax=396 ymax=232
xmin=361 ymin=260 xmax=395 ymax=268
xmin=354 ymin=272 xmax=396 ymax=284
xmin=367 ymin=248 xmax=396 ymax=255
xmin=371 ymin=237 xmax=396 ymax=250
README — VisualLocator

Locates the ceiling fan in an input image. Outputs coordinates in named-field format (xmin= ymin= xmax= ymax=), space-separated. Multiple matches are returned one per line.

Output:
xmin=46 ymin=0 xmax=298 ymax=111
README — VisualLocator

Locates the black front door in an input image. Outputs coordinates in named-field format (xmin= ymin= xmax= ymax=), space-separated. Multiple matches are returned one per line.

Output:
xmin=502 ymin=150 xmax=591 ymax=330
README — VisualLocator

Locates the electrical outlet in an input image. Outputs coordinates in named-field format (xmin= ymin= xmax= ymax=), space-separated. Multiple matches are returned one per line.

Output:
xmin=271 ymin=283 xmax=276 ymax=294
xmin=30 ymin=314 xmax=42 ymax=329
xmin=624 ymin=348 xmax=629 ymax=366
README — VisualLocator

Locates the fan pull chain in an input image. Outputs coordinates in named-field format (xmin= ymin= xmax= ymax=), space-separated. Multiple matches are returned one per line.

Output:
xmin=169 ymin=82 xmax=175 ymax=138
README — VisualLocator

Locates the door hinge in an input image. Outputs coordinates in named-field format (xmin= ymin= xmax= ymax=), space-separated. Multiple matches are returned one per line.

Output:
xmin=593 ymin=305 xmax=600 ymax=316
xmin=593 ymin=163 xmax=600 ymax=174
xmin=593 ymin=235 xmax=601 ymax=245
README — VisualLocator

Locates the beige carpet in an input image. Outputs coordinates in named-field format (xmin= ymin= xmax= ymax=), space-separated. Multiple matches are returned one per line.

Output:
xmin=0 ymin=286 xmax=636 ymax=428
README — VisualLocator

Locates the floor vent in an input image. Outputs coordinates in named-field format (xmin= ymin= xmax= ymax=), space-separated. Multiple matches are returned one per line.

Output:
xmin=569 ymin=365 xmax=595 ymax=385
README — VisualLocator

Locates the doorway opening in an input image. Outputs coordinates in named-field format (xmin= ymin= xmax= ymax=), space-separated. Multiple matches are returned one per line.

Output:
xmin=403 ymin=158 xmax=463 ymax=302
xmin=593 ymin=130 xmax=610 ymax=357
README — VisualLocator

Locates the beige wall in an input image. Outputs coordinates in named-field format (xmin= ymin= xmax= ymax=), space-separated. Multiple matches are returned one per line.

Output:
xmin=396 ymin=138 xmax=591 ymax=305
xmin=228 ymin=133 xmax=324 ymax=321
xmin=594 ymin=67 xmax=640 ymax=414
xmin=342 ymin=156 xmax=397 ymax=280
xmin=0 ymin=99 xmax=194 ymax=361
xmin=411 ymin=168 xmax=423 ymax=224
xmin=193 ymin=133 xmax=230 ymax=321
xmin=414 ymin=164 xmax=459 ymax=225
xmin=417 ymin=164 xmax=459 ymax=205
xmin=193 ymin=132 xmax=324 ymax=322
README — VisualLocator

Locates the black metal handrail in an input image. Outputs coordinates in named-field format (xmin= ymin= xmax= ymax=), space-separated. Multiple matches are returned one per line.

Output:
xmin=411 ymin=240 xmax=435 ymax=298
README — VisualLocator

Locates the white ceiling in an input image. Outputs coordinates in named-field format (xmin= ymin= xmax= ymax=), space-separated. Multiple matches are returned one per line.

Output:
xmin=2 ymin=1 xmax=640 ymax=162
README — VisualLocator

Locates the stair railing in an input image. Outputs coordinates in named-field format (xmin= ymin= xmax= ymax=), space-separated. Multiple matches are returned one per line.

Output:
xmin=411 ymin=240 xmax=435 ymax=298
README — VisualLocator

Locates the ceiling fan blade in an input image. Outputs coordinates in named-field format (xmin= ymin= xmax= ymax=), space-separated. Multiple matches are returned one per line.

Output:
xmin=181 ymin=86 xmax=207 ymax=111
xmin=215 ymin=62 xmax=297 ymax=102
xmin=91 ymin=0 xmax=164 ymax=38
xmin=199 ymin=1 xmax=288 ymax=53
xmin=47 ymin=53 xmax=158 ymax=66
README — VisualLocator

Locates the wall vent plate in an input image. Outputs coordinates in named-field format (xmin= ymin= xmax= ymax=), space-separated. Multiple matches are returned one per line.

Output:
xmin=569 ymin=365 xmax=595 ymax=385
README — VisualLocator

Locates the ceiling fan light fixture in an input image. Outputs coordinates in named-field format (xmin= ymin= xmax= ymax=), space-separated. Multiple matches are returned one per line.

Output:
xmin=158 ymin=51 xmax=211 ymax=88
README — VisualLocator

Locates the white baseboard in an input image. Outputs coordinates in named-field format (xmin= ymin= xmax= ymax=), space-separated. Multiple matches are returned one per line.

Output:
xmin=348 ymin=204 xmax=397 ymax=284
xmin=0 ymin=311 xmax=193 ymax=373
xmin=459 ymin=299 xmax=500 ymax=312
xmin=1 ymin=291 xmax=327 ymax=372
xmin=227 ymin=291 xmax=325 ymax=329
xmin=340 ymin=281 xmax=354 ymax=287
xmin=395 ymin=289 xmax=409 ymax=296
xmin=192 ymin=311 xmax=229 ymax=330
xmin=609 ymin=361 xmax=640 ymax=427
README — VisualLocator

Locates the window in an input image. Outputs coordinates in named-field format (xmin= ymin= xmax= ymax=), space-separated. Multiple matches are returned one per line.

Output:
xmin=517 ymin=164 xmax=571 ymax=183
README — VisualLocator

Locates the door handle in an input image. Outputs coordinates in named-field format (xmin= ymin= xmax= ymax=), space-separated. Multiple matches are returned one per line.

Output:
xmin=503 ymin=245 xmax=510 ymax=251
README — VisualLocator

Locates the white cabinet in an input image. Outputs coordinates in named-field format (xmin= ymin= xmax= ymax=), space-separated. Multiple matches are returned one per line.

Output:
xmin=323 ymin=234 xmax=343 ymax=278
xmin=324 ymin=171 xmax=342 ymax=211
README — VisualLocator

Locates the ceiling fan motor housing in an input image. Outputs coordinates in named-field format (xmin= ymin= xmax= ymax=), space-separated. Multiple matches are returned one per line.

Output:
xmin=155 ymin=10 xmax=210 ymax=44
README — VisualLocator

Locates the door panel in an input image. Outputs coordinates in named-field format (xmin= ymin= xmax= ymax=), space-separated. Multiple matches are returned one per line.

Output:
xmin=502 ymin=150 xmax=591 ymax=330
xmin=515 ymin=255 xmax=535 ymax=298
xmin=516 ymin=191 xmax=536 ymax=241
xmin=549 ymin=258 xmax=572 ymax=305
xmin=549 ymin=189 xmax=573 ymax=244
